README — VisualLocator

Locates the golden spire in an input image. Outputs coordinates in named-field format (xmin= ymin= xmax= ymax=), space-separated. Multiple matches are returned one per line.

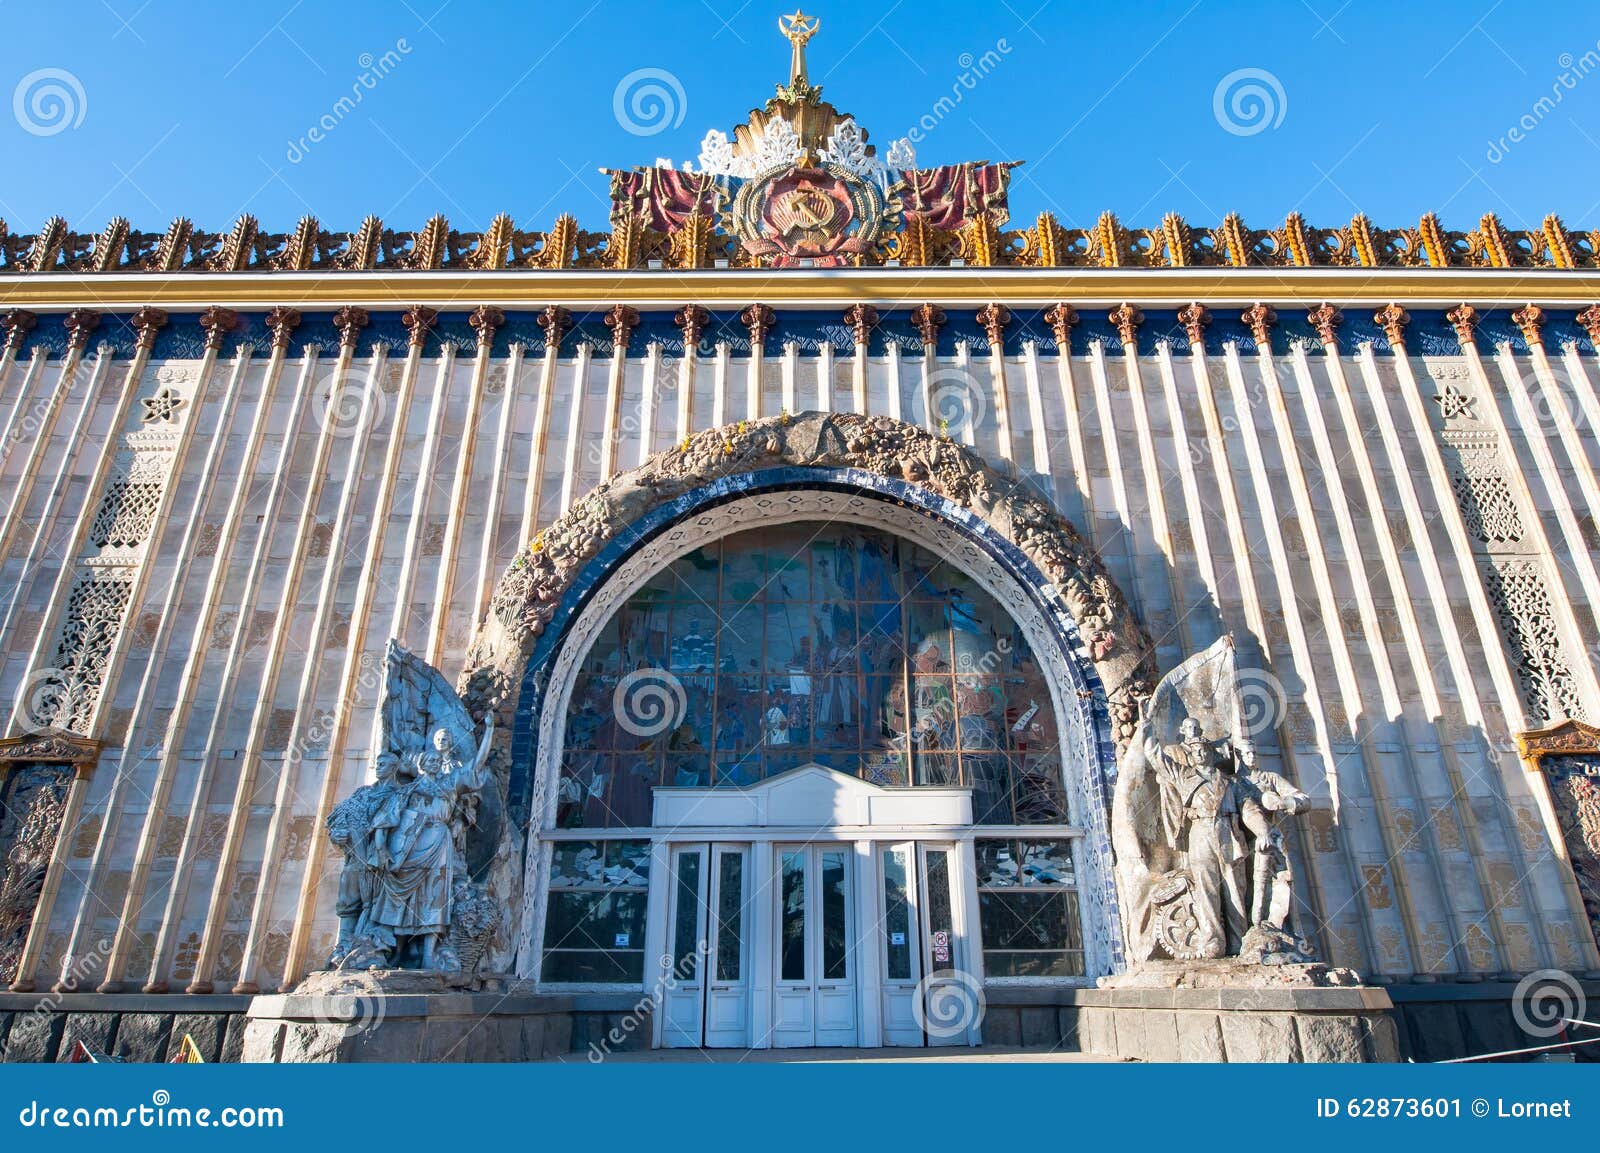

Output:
xmin=779 ymin=10 xmax=820 ymax=87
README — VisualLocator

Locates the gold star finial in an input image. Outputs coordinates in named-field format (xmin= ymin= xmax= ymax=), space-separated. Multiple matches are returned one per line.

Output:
xmin=778 ymin=9 xmax=820 ymax=86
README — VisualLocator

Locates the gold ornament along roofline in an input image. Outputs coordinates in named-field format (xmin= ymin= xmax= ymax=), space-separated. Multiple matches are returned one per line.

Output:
xmin=0 ymin=209 xmax=1595 ymax=281
xmin=4 ymin=266 xmax=1600 ymax=312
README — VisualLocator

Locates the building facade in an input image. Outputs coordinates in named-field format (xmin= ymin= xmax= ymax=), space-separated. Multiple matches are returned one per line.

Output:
xmin=1 ymin=18 xmax=1599 ymax=1060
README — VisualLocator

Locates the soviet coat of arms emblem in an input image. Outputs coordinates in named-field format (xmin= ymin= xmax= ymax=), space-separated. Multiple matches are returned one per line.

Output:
xmin=732 ymin=162 xmax=888 ymax=267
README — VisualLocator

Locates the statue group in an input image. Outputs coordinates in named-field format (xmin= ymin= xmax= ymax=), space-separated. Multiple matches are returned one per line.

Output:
xmin=324 ymin=641 xmax=502 ymax=974
xmin=1112 ymin=636 xmax=1316 ymax=968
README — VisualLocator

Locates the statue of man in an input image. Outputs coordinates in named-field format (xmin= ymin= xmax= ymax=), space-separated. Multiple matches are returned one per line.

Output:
xmin=325 ymin=752 xmax=398 ymax=967
xmin=1159 ymin=718 xmax=1251 ymax=958
xmin=1234 ymin=744 xmax=1308 ymax=931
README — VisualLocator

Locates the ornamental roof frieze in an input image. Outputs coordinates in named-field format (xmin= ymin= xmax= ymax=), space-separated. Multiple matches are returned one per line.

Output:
xmin=1 ymin=208 xmax=1595 ymax=276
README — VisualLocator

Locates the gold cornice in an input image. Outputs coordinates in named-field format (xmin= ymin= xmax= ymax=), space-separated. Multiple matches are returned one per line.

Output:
xmin=5 ymin=268 xmax=1600 ymax=311
xmin=1518 ymin=719 xmax=1600 ymax=765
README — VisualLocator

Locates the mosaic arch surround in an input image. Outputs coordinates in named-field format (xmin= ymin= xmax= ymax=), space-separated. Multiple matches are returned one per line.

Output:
xmin=453 ymin=412 xmax=1157 ymax=974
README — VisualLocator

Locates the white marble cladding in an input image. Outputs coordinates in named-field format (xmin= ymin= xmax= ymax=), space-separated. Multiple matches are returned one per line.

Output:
xmin=1 ymin=309 xmax=1598 ymax=996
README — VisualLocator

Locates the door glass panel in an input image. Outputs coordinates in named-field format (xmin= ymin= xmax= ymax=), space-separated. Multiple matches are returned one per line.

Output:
xmin=780 ymin=851 xmax=806 ymax=981
xmin=672 ymin=851 xmax=702 ymax=979
xmin=821 ymin=849 xmax=849 ymax=980
xmin=882 ymin=847 xmax=912 ymax=980
xmin=924 ymin=848 xmax=954 ymax=968
xmin=715 ymin=851 xmax=744 ymax=981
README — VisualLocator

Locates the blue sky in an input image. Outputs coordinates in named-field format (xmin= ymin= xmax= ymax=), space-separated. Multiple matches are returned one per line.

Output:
xmin=3 ymin=1 xmax=1599 ymax=236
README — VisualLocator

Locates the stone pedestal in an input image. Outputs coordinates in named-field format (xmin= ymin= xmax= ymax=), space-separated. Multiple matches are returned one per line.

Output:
xmin=242 ymin=971 xmax=573 ymax=1063
xmin=1078 ymin=960 xmax=1398 ymax=1062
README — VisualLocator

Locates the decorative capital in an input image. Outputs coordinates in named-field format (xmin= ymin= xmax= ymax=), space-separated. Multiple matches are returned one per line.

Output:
xmin=1 ymin=309 xmax=37 ymax=355
xmin=1576 ymin=304 xmax=1600 ymax=344
xmin=741 ymin=303 xmax=777 ymax=346
xmin=1108 ymin=303 xmax=1143 ymax=347
xmin=1240 ymin=304 xmax=1276 ymax=346
xmin=537 ymin=305 xmax=571 ymax=351
xmin=1374 ymin=304 xmax=1409 ymax=346
xmin=976 ymin=304 xmax=1011 ymax=349
xmin=131 ymin=307 xmax=168 ymax=351
xmin=402 ymin=305 xmax=437 ymax=349
xmin=603 ymin=305 xmax=639 ymax=353
xmin=469 ymin=305 xmax=506 ymax=351
xmin=1511 ymin=303 xmax=1546 ymax=348
xmin=675 ymin=304 xmax=712 ymax=349
xmin=1307 ymin=303 xmax=1342 ymax=346
xmin=1043 ymin=304 xmax=1079 ymax=348
xmin=910 ymin=303 xmax=946 ymax=347
xmin=1445 ymin=304 xmax=1479 ymax=346
xmin=265 ymin=306 xmax=301 ymax=351
xmin=332 ymin=306 xmax=370 ymax=350
xmin=1177 ymin=304 xmax=1210 ymax=348
xmin=198 ymin=307 xmax=239 ymax=352
xmin=843 ymin=303 xmax=880 ymax=349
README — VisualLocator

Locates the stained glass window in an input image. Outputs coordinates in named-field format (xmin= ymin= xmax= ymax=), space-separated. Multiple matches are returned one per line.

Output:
xmin=559 ymin=524 xmax=1070 ymax=826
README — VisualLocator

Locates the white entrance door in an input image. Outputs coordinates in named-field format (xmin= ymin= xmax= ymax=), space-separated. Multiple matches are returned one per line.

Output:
xmin=916 ymin=842 xmax=967 ymax=1047
xmin=878 ymin=842 xmax=925 ymax=1046
xmin=660 ymin=843 xmax=750 ymax=1048
xmin=771 ymin=844 xmax=858 ymax=1047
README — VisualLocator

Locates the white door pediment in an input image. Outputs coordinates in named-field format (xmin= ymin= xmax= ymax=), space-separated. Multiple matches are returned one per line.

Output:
xmin=651 ymin=763 xmax=972 ymax=829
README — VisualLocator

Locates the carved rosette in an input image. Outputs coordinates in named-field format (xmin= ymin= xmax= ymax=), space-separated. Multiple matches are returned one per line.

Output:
xmin=741 ymin=304 xmax=776 ymax=348
xmin=1307 ymin=304 xmax=1342 ymax=347
xmin=1178 ymin=304 xmax=1210 ymax=349
xmin=1044 ymin=303 xmax=1079 ymax=349
xmin=265 ymin=307 xmax=302 ymax=351
xmin=910 ymin=303 xmax=946 ymax=346
xmin=1445 ymin=303 xmax=1480 ymax=346
xmin=199 ymin=307 xmax=239 ymax=353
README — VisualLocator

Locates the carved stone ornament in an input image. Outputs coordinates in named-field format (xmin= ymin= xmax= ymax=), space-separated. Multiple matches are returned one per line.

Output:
xmin=910 ymin=303 xmax=946 ymax=346
xmin=843 ymin=303 xmax=879 ymax=348
xmin=1517 ymin=720 xmax=1600 ymax=956
xmin=1108 ymin=303 xmax=1142 ymax=346
xmin=1577 ymin=304 xmax=1600 ymax=345
xmin=1178 ymin=304 xmax=1210 ymax=348
xmin=1044 ymin=303 xmax=1079 ymax=348
xmin=741 ymin=303 xmax=776 ymax=346
xmin=674 ymin=304 xmax=711 ymax=347
xmin=130 ymin=306 xmax=167 ymax=351
xmin=536 ymin=305 xmax=571 ymax=351
xmin=1 ymin=309 xmax=37 ymax=356
xmin=1307 ymin=303 xmax=1342 ymax=346
xmin=1374 ymin=303 xmax=1409 ymax=345
xmin=603 ymin=304 xmax=639 ymax=352
xmin=265 ymin=306 xmax=301 ymax=351
xmin=1241 ymin=303 xmax=1276 ymax=346
xmin=1109 ymin=636 xmax=1345 ymax=983
xmin=1446 ymin=303 xmax=1480 ymax=345
xmin=1511 ymin=303 xmax=1546 ymax=347
xmin=198 ymin=307 xmax=240 ymax=352
xmin=401 ymin=305 xmax=437 ymax=349
xmin=976 ymin=303 xmax=1010 ymax=349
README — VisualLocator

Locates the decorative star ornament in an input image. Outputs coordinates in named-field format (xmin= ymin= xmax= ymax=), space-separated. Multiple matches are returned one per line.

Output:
xmin=141 ymin=387 xmax=184 ymax=423
xmin=1433 ymin=383 xmax=1475 ymax=421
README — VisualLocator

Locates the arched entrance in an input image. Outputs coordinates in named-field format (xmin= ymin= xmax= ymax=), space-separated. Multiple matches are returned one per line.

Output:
xmin=458 ymin=413 xmax=1155 ymax=1046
